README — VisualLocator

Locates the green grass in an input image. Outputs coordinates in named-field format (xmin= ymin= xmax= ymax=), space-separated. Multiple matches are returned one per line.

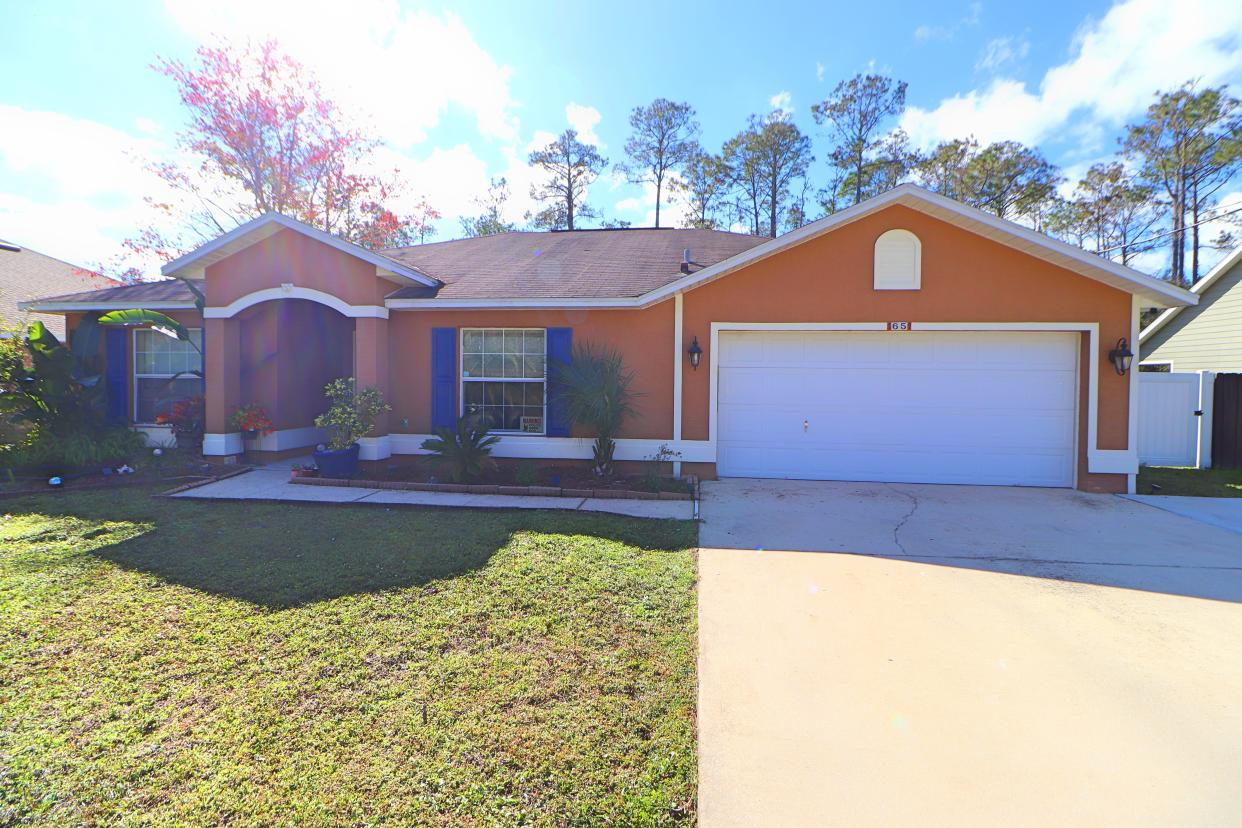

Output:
xmin=0 ymin=488 xmax=699 ymax=826
xmin=1137 ymin=465 xmax=1242 ymax=497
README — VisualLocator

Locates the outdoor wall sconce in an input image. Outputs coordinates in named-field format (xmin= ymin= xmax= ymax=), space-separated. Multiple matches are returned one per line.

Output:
xmin=687 ymin=336 xmax=703 ymax=370
xmin=1109 ymin=337 xmax=1134 ymax=375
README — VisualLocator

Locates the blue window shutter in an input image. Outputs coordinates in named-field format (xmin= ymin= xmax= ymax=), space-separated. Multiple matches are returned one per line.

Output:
xmin=545 ymin=327 xmax=572 ymax=437
xmin=430 ymin=327 xmax=457 ymax=430
xmin=105 ymin=328 xmax=127 ymax=424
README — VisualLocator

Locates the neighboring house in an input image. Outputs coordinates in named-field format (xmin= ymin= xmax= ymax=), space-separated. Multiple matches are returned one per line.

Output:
xmin=1139 ymin=244 xmax=1242 ymax=372
xmin=24 ymin=184 xmax=1195 ymax=494
xmin=0 ymin=238 xmax=116 ymax=338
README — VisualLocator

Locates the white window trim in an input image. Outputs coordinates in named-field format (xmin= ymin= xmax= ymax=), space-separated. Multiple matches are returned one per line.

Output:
xmin=132 ymin=327 xmax=204 ymax=425
xmin=459 ymin=327 xmax=548 ymax=436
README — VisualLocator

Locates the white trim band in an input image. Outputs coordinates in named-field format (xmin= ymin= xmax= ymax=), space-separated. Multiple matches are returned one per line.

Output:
xmin=204 ymin=286 xmax=389 ymax=319
xmin=388 ymin=434 xmax=713 ymax=463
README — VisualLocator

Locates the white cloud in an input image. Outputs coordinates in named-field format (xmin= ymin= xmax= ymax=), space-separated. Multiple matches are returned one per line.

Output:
xmin=613 ymin=178 xmax=690 ymax=228
xmin=162 ymin=0 xmax=519 ymax=144
xmin=769 ymin=91 xmax=794 ymax=117
xmin=976 ymin=36 xmax=1029 ymax=73
xmin=816 ymin=62 xmax=825 ymax=82
xmin=914 ymin=1 xmax=982 ymax=41
xmin=0 ymin=105 xmax=181 ymax=271
xmin=565 ymin=103 xmax=602 ymax=147
xmin=903 ymin=0 xmax=1242 ymax=151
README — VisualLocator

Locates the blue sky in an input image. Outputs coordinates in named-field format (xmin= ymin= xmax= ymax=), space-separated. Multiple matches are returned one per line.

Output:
xmin=2 ymin=0 xmax=1240 ymax=275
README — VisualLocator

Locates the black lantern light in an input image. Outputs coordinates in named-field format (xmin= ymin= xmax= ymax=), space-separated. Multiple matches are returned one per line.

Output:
xmin=687 ymin=336 xmax=703 ymax=370
xmin=1108 ymin=337 xmax=1134 ymax=375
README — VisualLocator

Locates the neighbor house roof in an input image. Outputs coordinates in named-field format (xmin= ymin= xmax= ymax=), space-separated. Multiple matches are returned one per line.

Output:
xmin=382 ymin=229 xmax=767 ymax=300
xmin=1 ymin=240 xmax=117 ymax=334
xmin=1139 ymin=243 xmax=1242 ymax=344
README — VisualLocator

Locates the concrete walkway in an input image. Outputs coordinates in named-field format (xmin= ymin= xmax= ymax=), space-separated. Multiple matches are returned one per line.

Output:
xmin=1125 ymin=494 xmax=1242 ymax=534
xmin=172 ymin=467 xmax=694 ymax=519
xmin=697 ymin=479 xmax=1242 ymax=827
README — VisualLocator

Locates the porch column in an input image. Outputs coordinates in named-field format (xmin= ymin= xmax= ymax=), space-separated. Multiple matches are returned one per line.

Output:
xmin=203 ymin=316 xmax=243 ymax=456
xmin=354 ymin=316 xmax=391 ymax=460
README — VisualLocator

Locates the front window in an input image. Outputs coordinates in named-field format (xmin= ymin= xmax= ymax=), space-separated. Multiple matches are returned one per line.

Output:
xmin=461 ymin=328 xmax=546 ymax=434
xmin=134 ymin=328 xmax=204 ymax=423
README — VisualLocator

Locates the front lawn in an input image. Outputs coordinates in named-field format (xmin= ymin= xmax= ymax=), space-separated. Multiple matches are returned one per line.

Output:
xmin=1137 ymin=465 xmax=1242 ymax=498
xmin=0 ymin=488 xmax=698 ymax=826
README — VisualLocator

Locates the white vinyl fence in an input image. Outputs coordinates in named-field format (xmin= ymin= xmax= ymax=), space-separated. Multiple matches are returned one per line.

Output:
xmin=1138 ymin=371 xmax=1214 ymax=468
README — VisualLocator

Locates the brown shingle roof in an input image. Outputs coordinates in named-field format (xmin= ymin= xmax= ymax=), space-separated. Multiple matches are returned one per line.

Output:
xmin=0 ymin=240 xmax=118 ymax=337
xmin=22 ymin=278 xmax=200 ymax=307
xmin=383 ymin=228 xmax=767 ymax=299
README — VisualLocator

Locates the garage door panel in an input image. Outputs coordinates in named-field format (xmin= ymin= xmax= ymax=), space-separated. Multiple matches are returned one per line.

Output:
xmin=716 ymin=331 xmax=1077 ymax=487
xmin=779 ymin=409 xmax=1076 ymax=450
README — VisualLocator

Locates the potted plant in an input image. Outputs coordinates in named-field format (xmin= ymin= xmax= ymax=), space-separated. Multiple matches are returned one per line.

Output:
xmin=168 ymin=396 xmax=205 ymax=454
xmin=230 ymin=402 xmax=274 ymax=441
xmin=312 ymin=378 xmax=390 ymax=478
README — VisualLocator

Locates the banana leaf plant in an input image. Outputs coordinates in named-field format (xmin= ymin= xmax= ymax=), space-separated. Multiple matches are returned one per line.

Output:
xmin=96 ymin=276 xmax=207 ymax=382
xmin=1 ymin=319 xmax=107 ymax=436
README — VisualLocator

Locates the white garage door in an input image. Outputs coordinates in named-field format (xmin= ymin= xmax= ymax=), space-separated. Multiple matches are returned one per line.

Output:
xmin=716 ymin=330 xmax=1078 ymax=487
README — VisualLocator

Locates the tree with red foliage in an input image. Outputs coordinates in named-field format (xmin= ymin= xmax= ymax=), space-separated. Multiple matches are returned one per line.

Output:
xmin=128 ymin=39 xmax=436 ymax=265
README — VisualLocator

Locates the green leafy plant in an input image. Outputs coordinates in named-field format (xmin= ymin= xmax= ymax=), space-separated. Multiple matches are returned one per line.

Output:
xmin=97 ymin=309 xmax=203 ymax=382
xmin=1 ymin=319 xmax=107 ymax=440
xmin=554 ymin=342 xmax=640 ymax=476
xmin=313 ymin=378 xmax=391 ymax=451
xmin=420 ymin=417 xmax=500 ymax=483
xmin=643 ymin=443 xmax=682 ymax=491
xmin=0 ymin=427 xmax=145 ymax=472
xmin=514 ymin=460 xmax=540 ymax=486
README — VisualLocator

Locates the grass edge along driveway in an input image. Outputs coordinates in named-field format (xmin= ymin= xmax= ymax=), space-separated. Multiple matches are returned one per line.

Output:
xmin=0 ymin=487 xmax=698 ymax=827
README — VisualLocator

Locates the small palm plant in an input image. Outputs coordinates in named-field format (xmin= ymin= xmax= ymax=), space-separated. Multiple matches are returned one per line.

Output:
xmin=554 ymin=343 xmax=640 ymax=476
xmin=420 ymin=416 xmax=500 ymax=483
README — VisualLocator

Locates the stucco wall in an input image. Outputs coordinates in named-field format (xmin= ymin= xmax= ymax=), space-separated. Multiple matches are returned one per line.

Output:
xmin=679 ymin=205 xmax=1134 ymax=492
xmin=235 ymin=300 xmax=353 ymax=430
xmin=205 ymin=228 xmax=392 ymax=307
xmin=388 ymin=303 xmax=676 ymax=439
xmin=1142 ymin=256 xmax=1242 ymax=372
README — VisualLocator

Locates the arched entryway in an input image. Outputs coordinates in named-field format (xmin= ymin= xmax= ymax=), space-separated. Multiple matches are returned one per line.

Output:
xmin=203 ymin=289 xmax=389 ymax=457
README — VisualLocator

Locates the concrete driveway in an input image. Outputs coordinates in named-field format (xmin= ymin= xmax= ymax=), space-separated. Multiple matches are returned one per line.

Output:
xmin=698 ymin=479 xmax=1242 ymax=827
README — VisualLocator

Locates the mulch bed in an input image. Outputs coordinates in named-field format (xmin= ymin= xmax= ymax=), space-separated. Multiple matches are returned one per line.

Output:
xmin=1 ymin=458 xmax=243 ymax=500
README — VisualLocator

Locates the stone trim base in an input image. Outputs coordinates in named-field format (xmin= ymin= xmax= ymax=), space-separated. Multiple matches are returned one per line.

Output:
xmin=290 ymin=475 xmax=695 ymax=501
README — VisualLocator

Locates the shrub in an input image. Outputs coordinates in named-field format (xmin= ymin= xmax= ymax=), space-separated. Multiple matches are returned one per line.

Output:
xmin=515 ymin=460 xmax=540 ymax=485
xmin=0 ymin=426 xmax=145 ymax=473
xmin=643 ymin=443 xmax=682 ymax=491
xmin=554 ymin=343 xmax=640 ymax=476
xmin=314 ymin=378 xmax=391 ymax=451
xmin=420 ymin=417 xmax=500 ymax=483
xmin=1 ymin=319 xmax=107 ymax=439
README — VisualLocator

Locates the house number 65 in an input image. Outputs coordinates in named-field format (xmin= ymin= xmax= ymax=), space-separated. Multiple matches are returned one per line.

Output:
xmin=888 ymin=321 xmax=912 ymax=331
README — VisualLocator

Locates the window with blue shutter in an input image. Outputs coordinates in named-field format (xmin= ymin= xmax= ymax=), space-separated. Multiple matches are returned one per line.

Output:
xmin=430 ymin=327 xmax=457 ymax=430
xmin=545 ymin=327 xmax=572 ymax=437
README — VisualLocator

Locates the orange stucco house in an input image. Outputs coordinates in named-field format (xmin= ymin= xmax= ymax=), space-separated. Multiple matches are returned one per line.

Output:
xmin=25 ymin=185 xmax=1195 ymax=493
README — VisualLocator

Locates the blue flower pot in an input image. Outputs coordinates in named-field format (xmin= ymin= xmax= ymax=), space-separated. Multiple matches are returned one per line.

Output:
xmin=313 ymin=443 xmax=360 ymax=478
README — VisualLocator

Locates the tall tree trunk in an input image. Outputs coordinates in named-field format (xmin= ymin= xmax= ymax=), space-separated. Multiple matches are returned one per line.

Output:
xmin=654 ymin=173 xmax=662 ymax=228
xmin=1191 ymin=179 xmax=1200 ymax=283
